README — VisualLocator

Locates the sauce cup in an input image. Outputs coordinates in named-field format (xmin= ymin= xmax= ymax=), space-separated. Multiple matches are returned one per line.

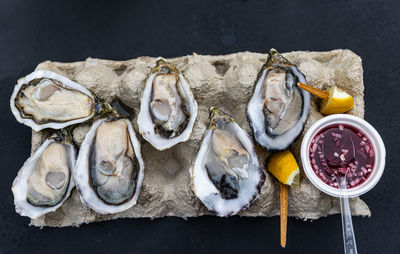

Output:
xmin=301 ymin=114 xmax=386 ymax=198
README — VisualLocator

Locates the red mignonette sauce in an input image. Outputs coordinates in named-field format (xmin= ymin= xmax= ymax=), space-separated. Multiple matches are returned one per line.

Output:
xmin=309 ymin=124 xmax=375 ymax=189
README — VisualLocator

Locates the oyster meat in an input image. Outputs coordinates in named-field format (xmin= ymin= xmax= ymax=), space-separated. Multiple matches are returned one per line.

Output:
xmin=138 ymin=58 xmax=198 ymax=150
xmin=247 ymin=49 xmax=311 ymax=151
xmin=191 ymin=108 xmax=264 ymax=216
xmin=10 ymin=70 xmax=96 ymax=131
xmin=75 ymin=116 xmax=144 ymax=214
xmin=12 ymin=130 xmax=76 ymax=219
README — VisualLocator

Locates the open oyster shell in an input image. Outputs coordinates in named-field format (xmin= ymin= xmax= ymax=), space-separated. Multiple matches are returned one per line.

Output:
xmin=10 ymin=70 xmax=96 ymax=131
xmin=137 ymin=58 xmax=198 ymax=150
xmin=12 ymin=130 xmax=76 ymax=219
xmin=74 ymin=116 xmax=144 ymax=214
xmin=190 ymin=108 xmax=265 ymax=217
xmin=246 ymin=49 xmax=311 ymax=151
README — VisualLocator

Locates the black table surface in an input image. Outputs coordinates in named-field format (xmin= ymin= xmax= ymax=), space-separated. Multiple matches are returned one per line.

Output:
xmin=1 ymin=0 xmax=399 ymax=253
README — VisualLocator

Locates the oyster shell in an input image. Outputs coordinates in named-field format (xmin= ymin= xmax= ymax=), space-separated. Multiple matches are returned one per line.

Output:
xmin=191 ymin=108 xmax=264 ymax=216
xmin=10 ymin=70 xmax=96 ymax=131
xmin=247 ymin=49 xmax=311 ymax=151
xmin=12 ymin=130 xmax=76 ymax=219
xmin=75 ymin=116 xmax=144 ymax=214
xmin=137 ymin=58 xmax=198 ymax=150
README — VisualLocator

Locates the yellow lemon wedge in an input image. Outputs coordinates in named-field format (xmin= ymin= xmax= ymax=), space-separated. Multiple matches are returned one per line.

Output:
xmin=320 ymin=86 xmax=354 ymax=115
xmin=267 ymin=150 xmax=300 ymax=186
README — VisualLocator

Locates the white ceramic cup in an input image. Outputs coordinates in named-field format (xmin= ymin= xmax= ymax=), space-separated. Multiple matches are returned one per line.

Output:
xmin=301 ymin=114 xmax=386 ymax=198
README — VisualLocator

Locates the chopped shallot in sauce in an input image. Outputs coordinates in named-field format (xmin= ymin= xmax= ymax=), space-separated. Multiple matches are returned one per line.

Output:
xmin=309 ymin=124 xmax=375 ymax=189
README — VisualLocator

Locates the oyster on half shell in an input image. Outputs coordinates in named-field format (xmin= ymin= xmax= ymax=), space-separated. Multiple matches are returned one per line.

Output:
xmin=191 ymin=108 xmax=265 ymax=217
xmin=10 ymin=70 xmax=98 ymax=131
xmin=247 ymin=49 xmax=311 ymax=151
xmin=12 ymin=129 xmax=76 ymax=219
xmin=75 ymin=115 xmax=144 ymax=214
xmin=137 ymin=58 xmax=198 ymax=150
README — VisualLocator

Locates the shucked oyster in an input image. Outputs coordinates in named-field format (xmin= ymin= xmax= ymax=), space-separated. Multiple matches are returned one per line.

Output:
xmin=247 ymin=49 xmax=311 ymax=151
xmin=12 ymin=130 xmax=75 ymax=219
xmin=191 ymin=108 xmax=264 ymax=216
xmin=138 ymin=58 xmax=198 ymax=150
xmin=75 ymin=116 xmax=144 ymax=214
xmin=10 ymin=71 xmax=97 ymax=131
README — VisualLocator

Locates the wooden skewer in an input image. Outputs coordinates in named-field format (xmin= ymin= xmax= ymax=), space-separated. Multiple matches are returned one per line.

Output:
xmin=297 ymin=82 xmax=330 ymax=100
xmin=280 ymin=182 xmax=289 ymax=248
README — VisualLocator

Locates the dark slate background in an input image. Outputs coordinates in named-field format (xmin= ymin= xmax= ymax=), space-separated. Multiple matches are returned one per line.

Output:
xmin=0 ymin=0 xmax=399 ymax=253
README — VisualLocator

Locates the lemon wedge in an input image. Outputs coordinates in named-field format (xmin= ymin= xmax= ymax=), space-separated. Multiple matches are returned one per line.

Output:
xmin=267 ymin=150 xmax=300 ymax=186
xmin=320 ymin=86 xmax=354 ymax=115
